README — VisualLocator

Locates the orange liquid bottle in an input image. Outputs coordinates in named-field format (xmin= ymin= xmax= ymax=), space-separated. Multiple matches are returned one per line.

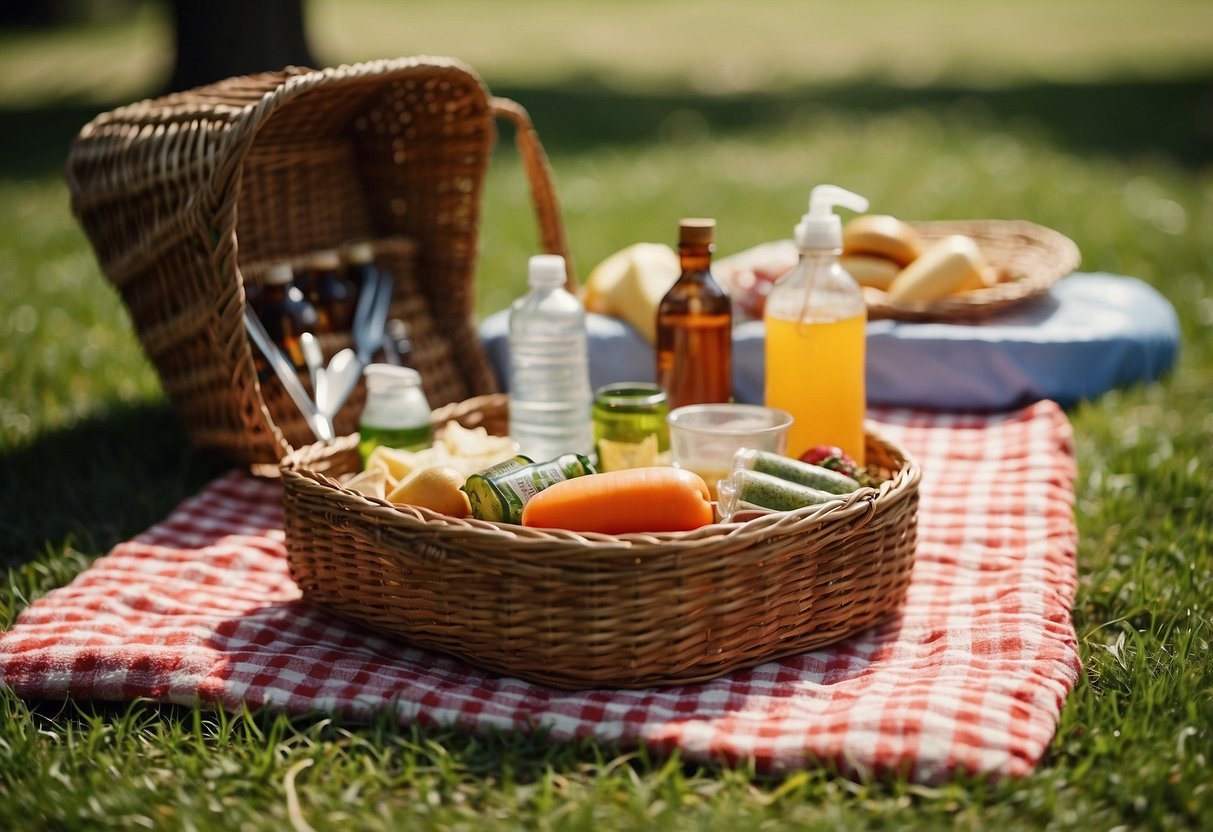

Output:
xmin=763 ymin=185 xmax=870 ymax=464
xmin=656 ymin=218 xmax=733 ymax=409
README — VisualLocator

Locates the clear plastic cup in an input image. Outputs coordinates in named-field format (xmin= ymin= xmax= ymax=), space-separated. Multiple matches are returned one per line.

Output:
xmin=666 ymin=404 xmax=793 ymax=500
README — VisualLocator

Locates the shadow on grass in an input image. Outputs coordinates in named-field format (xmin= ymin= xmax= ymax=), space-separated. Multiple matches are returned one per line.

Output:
xmin=3 ymin=74 xmax=1208 ymax=181
xmin=15 ymin=693 xmax=854 ymax=787
xmin=492 ymin=74 xmax=1213 ymax=169
xmin=0 ymin=400 xmax=229 ymax=568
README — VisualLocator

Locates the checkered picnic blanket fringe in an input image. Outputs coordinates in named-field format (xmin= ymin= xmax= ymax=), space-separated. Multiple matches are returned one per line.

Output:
xmin=0 ymin=401 xmax=1080 ymax=783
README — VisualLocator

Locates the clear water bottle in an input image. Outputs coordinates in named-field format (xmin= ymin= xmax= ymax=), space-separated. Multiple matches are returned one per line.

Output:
xmin=508 ymin=254 xmax=593 ymax=461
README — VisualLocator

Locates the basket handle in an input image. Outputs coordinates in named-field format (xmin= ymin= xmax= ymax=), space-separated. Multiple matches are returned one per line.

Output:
xmin=491 ymin=97 xmax=576 ymax=291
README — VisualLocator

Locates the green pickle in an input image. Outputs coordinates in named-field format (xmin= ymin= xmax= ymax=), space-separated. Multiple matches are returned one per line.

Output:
xmin=463 ymin=454 xmax=596 ymax=523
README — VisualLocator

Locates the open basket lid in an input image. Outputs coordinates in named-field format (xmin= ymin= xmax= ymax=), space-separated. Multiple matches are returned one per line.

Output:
xmin=66 ymin=57 xmax=571 ymax=469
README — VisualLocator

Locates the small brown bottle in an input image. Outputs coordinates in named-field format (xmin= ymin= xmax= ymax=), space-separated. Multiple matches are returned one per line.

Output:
xmin=341 ymin=240 xmax=378 ymax=296
xmin=251 ymin=261 xmax=318 ymax=369
xmin=305 ymin=248 xmax=357 ymax=332
xmin=656 ymin=218 xmax=733 ymax=409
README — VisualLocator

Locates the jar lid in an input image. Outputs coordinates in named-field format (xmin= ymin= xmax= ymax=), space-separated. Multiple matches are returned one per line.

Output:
xmin=594 ymin=382 xmax=666 ymax=409
xmin=364 ymin=363 xmax=422 ymax=391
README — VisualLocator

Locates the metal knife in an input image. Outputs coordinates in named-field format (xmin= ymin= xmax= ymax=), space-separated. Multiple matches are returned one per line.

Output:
xmin=243 ymin=308 xmax=335 ymax=443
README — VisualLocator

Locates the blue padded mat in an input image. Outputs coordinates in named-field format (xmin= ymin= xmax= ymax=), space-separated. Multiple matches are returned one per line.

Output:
xmin=479 ymin=273 xmax=1179 ymax=412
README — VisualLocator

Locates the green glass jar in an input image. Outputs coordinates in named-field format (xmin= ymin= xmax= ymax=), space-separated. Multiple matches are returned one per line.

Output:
xmin=592 ymin=382 xmax=671 ymax=471
xmin=358 ymin=364 xmax=432 ymax=463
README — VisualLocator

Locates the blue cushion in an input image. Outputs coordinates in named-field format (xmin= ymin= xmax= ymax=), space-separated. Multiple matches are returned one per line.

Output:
xmin=479 ymin=273 xmax=1179 ymax=412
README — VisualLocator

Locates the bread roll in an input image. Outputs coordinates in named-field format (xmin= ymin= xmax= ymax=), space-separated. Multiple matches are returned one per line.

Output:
xmin=886 ymin=235 xmax=994 ymax=302
xmin=841 ymin=254 xmax=902 ymax=291
xmin=842 ymin=215 xmax=923 ymax=267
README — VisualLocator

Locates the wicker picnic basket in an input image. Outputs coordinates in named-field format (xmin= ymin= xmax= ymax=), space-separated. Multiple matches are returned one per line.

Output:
xmin=65 ymin=57 xmax=570 ymax=473
xmin=280 ymin=394 xmax=921 ymax=690
xmin=866 ymin=219 xmax=1081 ymax=322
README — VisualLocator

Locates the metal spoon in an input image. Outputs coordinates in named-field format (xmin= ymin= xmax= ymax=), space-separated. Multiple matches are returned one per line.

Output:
xmin=321 ymin=347 xmax=361 ymax=418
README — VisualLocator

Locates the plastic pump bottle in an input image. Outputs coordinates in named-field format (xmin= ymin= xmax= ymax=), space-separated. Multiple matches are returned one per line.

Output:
xmin=763 ymin=184 xmax=870 ymax=464
xmin=508 ymin=254 xmax=594 ymax=462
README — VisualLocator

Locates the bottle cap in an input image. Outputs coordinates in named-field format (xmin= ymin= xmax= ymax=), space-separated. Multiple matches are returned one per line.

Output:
xmin=264 ymin=261 xmax=294 ymax=286
xmin=364 ymin=363 xmax=422 ymax=392
xmin=794 ymin=185 xmax=869 ymax=250
xmin=343 ymin=240 xmax=374 ymax=265
xmin=527 ymin=254 xmax=567 ymax=289
xmin=310 ymin=249 xmax=341 ymax=270
xmin=678 ymin=218 xmax=716 ymax=247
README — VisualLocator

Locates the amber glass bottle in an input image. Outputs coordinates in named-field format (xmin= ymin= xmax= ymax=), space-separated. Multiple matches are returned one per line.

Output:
xmin=656 ymin=218 xmax=733 ymax=409
xmin=305 ymin=248 xmax=356 ymax=332
xmin=251 ymin=261 xmax=318 ymax=369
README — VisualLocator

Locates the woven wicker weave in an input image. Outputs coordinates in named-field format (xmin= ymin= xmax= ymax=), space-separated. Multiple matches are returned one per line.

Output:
xmin=865 ymin=219 xmax=1081 ymax=322
xmin=66 ymin=58 xmax=570 ymax=471
xmin=280 ymin=395 xmax=921 ymax=690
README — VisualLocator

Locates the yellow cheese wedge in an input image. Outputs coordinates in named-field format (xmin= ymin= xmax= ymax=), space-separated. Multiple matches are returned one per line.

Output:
xmin=583 ymin=247 xmax=633 ymax=314
xmin=584 ymin=243 xmax=679 ymax=343
xmin=886 ymin=235 xmax=993 ymax=302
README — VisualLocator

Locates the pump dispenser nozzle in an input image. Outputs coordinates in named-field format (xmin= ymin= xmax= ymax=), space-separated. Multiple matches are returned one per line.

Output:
xmin=794 ymin=184 xmax=870 ymax=251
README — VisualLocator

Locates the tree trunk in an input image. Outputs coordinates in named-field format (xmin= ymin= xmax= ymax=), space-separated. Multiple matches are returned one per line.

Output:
xmin=167 ymin=0 xmax=316 ymax=92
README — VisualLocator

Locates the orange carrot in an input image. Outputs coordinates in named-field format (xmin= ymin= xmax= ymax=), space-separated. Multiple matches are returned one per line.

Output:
xmin=520 ymin=467 xmax=713 ymax=534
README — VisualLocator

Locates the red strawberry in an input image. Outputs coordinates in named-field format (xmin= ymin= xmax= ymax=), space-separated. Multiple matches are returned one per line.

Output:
xmin=799 ymin=445 xmax=860 ymax=479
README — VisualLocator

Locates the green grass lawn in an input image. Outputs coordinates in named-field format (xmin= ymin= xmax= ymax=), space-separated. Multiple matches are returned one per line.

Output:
xmin=2 ymin=2 xmax=1213 ymax=829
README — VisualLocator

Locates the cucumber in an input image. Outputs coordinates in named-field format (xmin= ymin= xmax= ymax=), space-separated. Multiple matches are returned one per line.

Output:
xmin=735 ymin=449 xmax=860 ymax=494
xmin=730 ymin=468 xmax=840 ymax=512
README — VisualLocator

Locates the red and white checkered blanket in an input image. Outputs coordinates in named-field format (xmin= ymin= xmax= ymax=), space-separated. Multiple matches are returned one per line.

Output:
xmin=0 ymin=401 xmax=1081 ymax=782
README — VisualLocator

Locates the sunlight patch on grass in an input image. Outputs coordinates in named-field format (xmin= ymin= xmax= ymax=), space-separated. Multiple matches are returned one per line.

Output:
xmin=315 ymin=0 xmax=1213 ymax=91
xmin=1 ymin=0 xmax=1212 ymax=106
